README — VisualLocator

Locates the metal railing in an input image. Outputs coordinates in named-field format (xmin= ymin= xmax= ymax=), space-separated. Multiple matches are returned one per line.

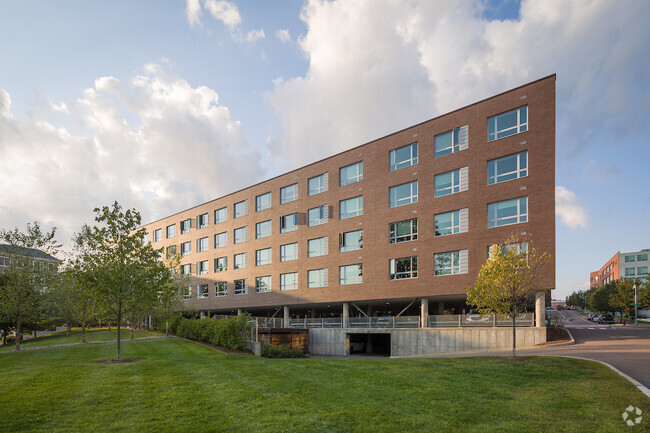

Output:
xmin=288 ymin=318 xmax=343 ymax=328
xmin=348 ymin=316 xmax=420 ymax=328
xmin=427 ymin=313 xmax=535 ymax=328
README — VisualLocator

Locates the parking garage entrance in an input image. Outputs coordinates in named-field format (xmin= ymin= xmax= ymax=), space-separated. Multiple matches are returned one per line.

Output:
xmin=348 ymin=333 xmax=391 ymax=356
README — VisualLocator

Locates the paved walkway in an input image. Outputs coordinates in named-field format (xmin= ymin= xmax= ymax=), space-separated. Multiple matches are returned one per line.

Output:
xmin=0 ymin=335 xmax=171 ymax=354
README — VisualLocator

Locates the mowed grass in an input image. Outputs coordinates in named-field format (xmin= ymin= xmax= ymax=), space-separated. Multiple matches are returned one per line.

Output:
xmin=0 ymin=328 xmax=163 ymax=351
xmin=1 ymin=337 xmax=649 ymax=433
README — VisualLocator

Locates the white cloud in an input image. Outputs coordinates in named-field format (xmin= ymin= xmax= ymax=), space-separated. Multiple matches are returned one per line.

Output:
xmin=49 ymin=101 xmax=68 ymax=113
xmin=186 ymin=0 xmax=202 ymax=28
xmin=203 ymin=0 xmax=241 ymax=28
xmin=0 ymin=65 xmax=263 ymax=247
xmin=556 ymin=186 xmax=589 ymax=229
xmin=276 ymin=29 xmax=291 ymax=43
xmin=266 ymin=0 xmax=650 ymax=167
xmin=246 ymin=28 xmax=265 ymax=43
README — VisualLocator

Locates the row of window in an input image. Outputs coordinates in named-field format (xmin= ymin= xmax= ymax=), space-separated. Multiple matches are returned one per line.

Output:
xmin=150 ymin=110 xmax=528 ymax=242
xmin=625 ymin=254 xmax=649 ymax=263
xmin=624 ymin=266 xmax=649 ymax=277
xmin=183 ymin=249 xmax=471 ymax=299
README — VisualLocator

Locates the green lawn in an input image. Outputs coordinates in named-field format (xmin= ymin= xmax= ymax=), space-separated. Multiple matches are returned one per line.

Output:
xmin=0 ymin=328 xmax=163 ymax=351
xmin=0 ymin=337 xmax=648 ymax=433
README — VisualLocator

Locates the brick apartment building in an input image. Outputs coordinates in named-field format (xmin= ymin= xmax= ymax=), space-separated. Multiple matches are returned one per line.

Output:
xmin=590 ymin=249 xmax=650 ymax=289
xmin=140 ymin=75 xmax=556 ymax=325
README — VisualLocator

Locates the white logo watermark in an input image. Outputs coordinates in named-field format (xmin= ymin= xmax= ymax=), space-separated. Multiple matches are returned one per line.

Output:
xmin=622 ymin=406 xmax=642 ymax=426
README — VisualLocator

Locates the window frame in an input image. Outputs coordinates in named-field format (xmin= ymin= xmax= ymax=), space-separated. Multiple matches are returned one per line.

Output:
xmin=234 ymin=226 xmax=248 ymax=244
xmin=280 ymin=183 xmax=298 ymax=204
xmin=389 ymin=181 xmax=418 ymax=208
xmin=339 ymin=196 xmax=363 ymax=219
xmin=197 ymin=260 xmax=208 ymax=275
xmin=214 ymin=231 xmax=227 ymax=248
xmin=234 ymin=279 xmax=248 ymax=295
xmin=308 ymin=237 xmax=327 ymax=258
xmin=255 ymin=248 xmax=272 ymax=266
xmin=389 ymin=142 xmax=418 ymax=171
xmin=487 ymin=197 xmax=528 ymax=228
xmin=339 ymin=161 xmax=363 ymax=186
xmin=153 ymin=229 xmax=162 ymax=242
xmin=434 ymin=127 xmax=465 ymax=158
xmin=181 ymin=241 xmax=192 ymax=256
xmin=215 ymin=281 xmax=227 ymax=297
xmin=166 ymin=224 xmax=176 ymax=239
xmin=389 ymin=256 xmax=418 ymax=280
xmin=214 ymin=207 xmax=227 ymax=224
xmin=197 ymin=213 xmax=209 ymax=229
xmin=389 ymin=218 xmax=418 ymax=244
xmin=434 ymin=169 xmax=460 ymax=197
xmin=280 ymin=213 xmax=298 ymax=233
xmin=180 ymin=218 xmax=192 ymax=234
xmin=308 ymin=174 xmax=327 ymax=196
xmin=234 ymin=252 xmax=247 ymax=269
xmin=214 ymin=256 xmax=227 ymax=272
xmin=255 ymin=220 xmax=272 ymax=239
xmin=434 ymin=251 xmax=460 ymax=276
xmin=339 ymin=263 xmax=363 ymax=285
xmin=308 ymin=268 xmax=328 ymax=288
xmin=234 ymin=200 xmax=248 ymax=219
xmin=434 ymin=210 xmax=460 ymax=237
xmin=488 ymin=151 xmax=528 ymax=185
xmin=280 ymin=272 xmax=298 ymax=291
xmin=256 ymin=276 xmax=272 ymax=293
xmin=488 ymin=105 xmax=528 ymax=142
xmin=197 ymin=237 xmax=209 ymax=253
xmin=255 ymin=192 xmax=272 ymax=212
xmin=280 ymin=243 xmax=298 ymax=262
xmin=308 ymin=205 xmax=328 ymax=227
xmin=340 ymin=229 xmax=363 ymax=253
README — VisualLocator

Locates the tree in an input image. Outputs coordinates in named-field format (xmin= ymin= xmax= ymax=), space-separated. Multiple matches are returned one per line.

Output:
xmin=466 ymin=237 xmax=550 ymax=357
xmin=566 ymin=290 xmax=587 ymax=309
xmin=81 ymin=202 xmax=171 ymax=360
xmin=587 ymin=283 xmax=614 ymax=313
xmin=0 ymin=222 xmax=61 ymax=350
xmin=609 ymin=279 xmax=637 ymax=320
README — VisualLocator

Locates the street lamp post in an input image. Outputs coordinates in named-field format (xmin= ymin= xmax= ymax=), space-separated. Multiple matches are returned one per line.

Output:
xmin=633 ymin=284 xmax=638 ymax=326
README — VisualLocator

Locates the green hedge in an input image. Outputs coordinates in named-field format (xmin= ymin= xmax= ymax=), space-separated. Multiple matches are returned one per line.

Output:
xmin=169 ymin=315 xmax=251 ymax=351
xmin=261 ymin=345 xmax=306 ymax=358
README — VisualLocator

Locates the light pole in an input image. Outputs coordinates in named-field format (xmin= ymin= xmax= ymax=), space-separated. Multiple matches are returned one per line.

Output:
xmin=633 ymin=284 xmax=638 ymax=326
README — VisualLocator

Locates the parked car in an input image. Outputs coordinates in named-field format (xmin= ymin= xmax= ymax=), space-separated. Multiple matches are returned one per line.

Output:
xmin=591 ymin=314 xmax=602 ymax=323
xmin=587 ymin=313 xmax=596 ymax=321
xmin=597 ymin=314 xmax=615 ymax=324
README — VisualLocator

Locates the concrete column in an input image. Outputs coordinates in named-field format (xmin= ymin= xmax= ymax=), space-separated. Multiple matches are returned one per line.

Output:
xmin=366 ymin=305 xmax=373 ymax=317
xmin=535 ymin=291 xmax=545 ymax=327
xmin=283 ymin=305 xmax=290 ymax=328
xmin=421 ymin=298 xmax=429 ymax=328
xmin=437 ymin=302 xmax=444 ymax=315
xmin=342 ymin=303 xmax=349 ymax=328
xmin=200 ymin=311 xmax=205 ymax=318
xmin=237 ymin=308 xmax=243 ymax=316
xmin=310 ymin=309 xmax=316 ymax=319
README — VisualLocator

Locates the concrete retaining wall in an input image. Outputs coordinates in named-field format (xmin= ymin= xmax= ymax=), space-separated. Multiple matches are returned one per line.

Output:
xmin=309 ymin=327 xmax=546 ymax=357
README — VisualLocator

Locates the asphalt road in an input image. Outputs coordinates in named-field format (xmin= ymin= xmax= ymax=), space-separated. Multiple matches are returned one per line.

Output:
xmin=531 ymin=310 xmax=650 ymax=388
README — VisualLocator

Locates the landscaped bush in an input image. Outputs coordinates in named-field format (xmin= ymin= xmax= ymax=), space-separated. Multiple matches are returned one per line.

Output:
xmin=260 ymin=345 xmax=306 ymax=358
xmin=171 ymin=315 xmax=251 ymax=351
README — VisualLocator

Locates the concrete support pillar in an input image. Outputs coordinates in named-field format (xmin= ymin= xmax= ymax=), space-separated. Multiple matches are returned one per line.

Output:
xmin=200 ymin=311 xmax=205 ymax=319
xmin=366 ymin=305 xmax=373 ymax=317
xmin=343 ymin=303 xmax=349 ymax=328
xmin=237 ymin=308 xmax=243 ymax=316
xmin=421 ymin=298 xmax=429 ymax=328
xmin=283 ymin=305 xmax=290 ymax=328
xmin=535 ymin=291 xmax=545 ymax=327
xmin=310 ymin=309 xmax=316 ymax=319
xmin=437 ymin=302 xmax=444 ymax=315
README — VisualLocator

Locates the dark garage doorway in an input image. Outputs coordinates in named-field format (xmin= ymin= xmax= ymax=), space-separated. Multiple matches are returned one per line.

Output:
xmin=348 ymin=333 xmax=391 ymax=356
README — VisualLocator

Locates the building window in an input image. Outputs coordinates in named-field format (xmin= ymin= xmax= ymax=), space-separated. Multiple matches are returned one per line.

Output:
xmin=234 ymin=279 xmax=248 ymax=295
xmin=234 ymin=200 xmax=248 ymax=218
xmin=488 ymin=106 xmax=528 ymax=142
xmin=166 ymin=224 xmax=176 ymax=239
xmin=183 ymin=286 xmax=192 ymax=299
xmin=256 ymin=276 xmax=271 ymax=293
xmin=280 ymin=272 xmax=298 ymax=291
xmin=625 ymin=267 xmax=636 ymax=277
xmin=308 ymin=173 xmax=328 ymax=196
xmin=0 ymin=256 xmax=10 ymax=267
xmin=280 ymin=183 xmax=298 ymax=204
xmin=214 ymin=256 xmax=227 ymax=272
xmin=255 ymin=220 xmax=272 ymax=239
xmin=339 ymin=161 xmax=363 ymax=186
xmin=308 ymin=205 xmax=329 ymax=227
xmin=197 ymin=237 xmax=209 ymax=252
xmin=197 ymin=284 xmax=209 ymax=298
xmin=181 ymin=241 xmax=192 ymax=256
xmin=434 ymin=126 xmax=468 ymax=158
xmin=153 ymin=229 xmax=162 ymax=242
xmin=435 ymin=167 xmax=468 ymax=197
xmin=166 ymin=245 xmax=177 ymax=259
xmin=181 ymin=219 xmax=192 ymax=234
xmin=215 ymin=281 xmax=227 ymax=297
xmin=215 ymin=207 xmax=227 ymax=224
xmin=181 ymin=264 xmax=191 ymax=276
xmin=625 ymin=255 xmax=636 ymax=263
xmin=256 ymin=248 xmax=271 ymax=266
xmin=280 ymin=213 xmax=298 ymax=233
xmin=435 ymin=251 xmax=459 ymax=275
xmin=435 ymin=209 xmax=468 ymax=236
xmin=197 ymin=213 xmax=209 ymax=229
xmin=389 ymin=142 xmax=418 ymax=171
xmin=197 ymin=260 xmax=208 ymax=275
xmin=389 ymin=256 xmax=418 ymax=280
xmin=215 ymin=232 xmax=227 ymax=248
xmin=234 ymin=226 xmax=248 ymax=244
xmin=488 ymin=151 xmax=528 ymax=185
xmin=638 ymin=266 xmax=648 ymax=275
xmin=281 ymin=243 xmax=298 ymax=262
xmin=340 ymin=230 xmax=362 ymax=252
xmin=141 ymin=233 xmax=149 ymax=245
xmin=308 ymin=268 xmax=328 ymax=288
xmin=638 ymin=254 xmax=648 ymax=261
xmin=389 ymin=181 xmax=418 ymax=208
xmin=234 ymin=252 xmax=248 ymax=269
xmin=256 ymin=192 xmax=272 ymax=212
xmin=340 ymin=264 xmax=362 ymax=285
xmin=339 ymin=196 xmax=363 ymax=219
xmin=487 ymin=242 xmax=528 ymax=258
xmin=389 ymin=219 xmax=417 ymax=244
xmin=488 ymin=197 xmax=528 ymax=228
xmin=308 ymin=237 xmax=328 ymax=258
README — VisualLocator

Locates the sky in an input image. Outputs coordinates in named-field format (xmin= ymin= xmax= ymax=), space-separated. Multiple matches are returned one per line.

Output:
xmin=1 ymin=0 xmax=649 ymax=300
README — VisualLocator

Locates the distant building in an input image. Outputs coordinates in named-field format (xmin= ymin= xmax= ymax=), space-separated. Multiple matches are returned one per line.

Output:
xmin=589 ymin=249 xmax=649 ymax=288
xmin=0 ymin=244 xmax=59 ymax=272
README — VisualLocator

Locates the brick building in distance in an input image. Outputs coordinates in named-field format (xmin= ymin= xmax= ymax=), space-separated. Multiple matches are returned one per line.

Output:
xmin=140 ymin=75 xmax=556 ymax=334
xmin=590 ymin=249 xmax=650 ymax=289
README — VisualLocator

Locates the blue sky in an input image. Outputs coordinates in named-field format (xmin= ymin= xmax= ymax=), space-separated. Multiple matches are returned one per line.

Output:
xmin=1 ymin=0 xmax=649 ymax=300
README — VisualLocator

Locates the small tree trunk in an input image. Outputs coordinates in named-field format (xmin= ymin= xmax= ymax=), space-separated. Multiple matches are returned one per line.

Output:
xmin=512 ymin=314 xmax=517 ymax=358
xmin=82 ymin=309 xmax=87 ymax=344
xmin=108 ymin=322 xmax=111 ymax=332
xmin=116 ymin=303 xmax=122 ymax=360
xmin=130 ymin=322 xmax=134 ymax=341
xmin=15 ymin=315 xmax=21 ymax=351
xmin=165 ymin=319 xmax=169 ymax=336
xmin=66 ymin=323 xmax=71 ymax=336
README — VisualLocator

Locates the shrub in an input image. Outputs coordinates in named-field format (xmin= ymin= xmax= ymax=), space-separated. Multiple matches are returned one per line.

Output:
xmin=171 ymin=315 xmax=251 ymax=351
xmin=261 ymin=345 xmax=306 ymax=358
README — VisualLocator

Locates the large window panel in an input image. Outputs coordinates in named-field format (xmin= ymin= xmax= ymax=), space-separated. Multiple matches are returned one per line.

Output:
xmin=487 ymin=197 xmax=528 ymax=228
xmin=280 ymin=272 xmax=298 ymax=291
xmin=488 ymin=106 xmax=528 ymax=141
xmin=389 ymin=181 xmax=418 ymax=208
xmin=308 ymin=237 xmax=328 ymax=257
xmin=389 ymin=219 xmax=417 ymax=244
xmin=488 ymin=151 xmax=527 ymax=185
xmin=308 ymin=268 xmax=328 ymax=288
xmin=389 ymin=256 xmax=418 ymax=280
xmin=255 ymin=220 xmax=272 ymax=239
xmin=256 ymin=192 xmax=272 ymax=211
xmin=339 ymin=264 xmax=362 ymax=285
xmin=308 ymin=173 xmax=328 ymax=196
xmin=339 ymin=162 xmax=363 ymax=186
xmin=280 ymin=213 xmax=298 ymax=233
xmin=434 ymin=126 xmax=468 ymax=158
xmin=280 ymin=243 xmax=298 ymax=262
xmin=340 ymin=230 xmax=363 ymax=252
xmin=389 ymin=142 xmax=418 ymax=171
xmin=256 ymin=276 xmax=271 ymax=293
xmin=339 ymin=196 xmax=363 ymax=219
xmin=280 ymin=183 xmax=298 ymax=204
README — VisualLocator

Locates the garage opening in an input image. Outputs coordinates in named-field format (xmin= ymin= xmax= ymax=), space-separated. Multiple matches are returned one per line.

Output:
xmin=348 ymin=333 xmax=391 ymax=356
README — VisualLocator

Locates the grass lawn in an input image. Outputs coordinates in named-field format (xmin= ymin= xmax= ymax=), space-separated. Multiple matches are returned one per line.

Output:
xmin=0 ymin=328 xmax=163 ymax=351
xmin=0 ymin=337 xmax=648 ymax=433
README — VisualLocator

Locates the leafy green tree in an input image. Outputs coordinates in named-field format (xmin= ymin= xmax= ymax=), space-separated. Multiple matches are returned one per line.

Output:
xmin=610 ymin=279 xmax=637 ymax=320
xmin=80 ymin=202 xmax=171 ymax=359
xmin=587 ymin=282 xmax=614 ymax=313
xmin=0 ymin=222 xmax=61 ymax=350
xmin=566 ymin=290 xmax=586 ymax=309
xmin=466 ymin=237 xmax=550 ymax=357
